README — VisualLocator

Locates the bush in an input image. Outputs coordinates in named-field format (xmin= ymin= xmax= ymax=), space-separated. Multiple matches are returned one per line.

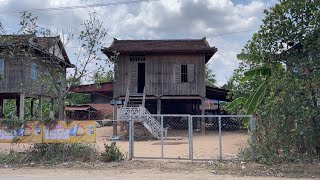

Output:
xmin=0 ymin=142 xmax=126 ymax=165
xmin=0 ymin=143 xmax=99 ymax=165
xmin=30 ymin=143 xmax=99 ymax=163
xmin=102 ymin=142 xmax=124 ymax=162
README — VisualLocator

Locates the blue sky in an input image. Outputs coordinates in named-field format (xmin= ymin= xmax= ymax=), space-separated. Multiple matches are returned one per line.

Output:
xmin=0 ymin=0 xmax=277 ymax=86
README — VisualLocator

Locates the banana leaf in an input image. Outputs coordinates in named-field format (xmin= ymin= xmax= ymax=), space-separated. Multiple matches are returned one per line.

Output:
xmin=225 ymin=97 xmax=247 ymax=110
xmin=241 ymin=67 xmax=271 ymax=82
xmin=243 ymin=79 xmax=269 ymax=114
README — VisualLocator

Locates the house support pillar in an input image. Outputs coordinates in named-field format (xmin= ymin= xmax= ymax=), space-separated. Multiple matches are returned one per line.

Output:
xmin=113 ymin=98 xmax=118 ymax=136
xmin=50 ymin=97 xmax=54 ymax=120
xmin=39 ymin=96 xmax=42 ymax=119
xmin=201 ymin=98 xmax=205 ymax=134
xmin=19 ymin=92 xmax=25 ymax=120
xmin=30 ymin=98 xmax=35 ymax=117
xmin=0 ymin=98 xmax=3 ymax=118
xmin=157 ymin=98 xmax=161 ymax=115
xmin=16 ymin=97 xmax=20 ymax=117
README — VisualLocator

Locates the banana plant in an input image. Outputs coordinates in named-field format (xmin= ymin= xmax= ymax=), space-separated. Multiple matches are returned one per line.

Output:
xmin=225 ymin=66 xmax=272 ymax=125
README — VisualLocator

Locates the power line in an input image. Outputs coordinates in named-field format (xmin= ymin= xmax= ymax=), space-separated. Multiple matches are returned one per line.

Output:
xmin=0 ymin=0 xmax=160 ymax=15
xmin=207 ymin=30 xmax=256 ymax=37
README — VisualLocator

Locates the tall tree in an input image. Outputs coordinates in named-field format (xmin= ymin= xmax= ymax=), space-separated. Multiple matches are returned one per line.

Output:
xmin=228 ymin=0 xmax=320 ymax=162
xmin=91 ymin=70 xmax=114 ymax=84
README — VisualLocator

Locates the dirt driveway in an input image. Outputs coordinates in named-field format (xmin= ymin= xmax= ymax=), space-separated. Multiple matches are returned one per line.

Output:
xmin=0 ymin=163 xmax=316 ymax=180
xmin=0 ymin=170 xmax=312 ymax=180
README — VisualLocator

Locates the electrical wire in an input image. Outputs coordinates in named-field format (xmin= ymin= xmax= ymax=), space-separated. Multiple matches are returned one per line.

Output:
xmin=207 ymin=30 xmax=256 ymax=38
xmin=0 ymin=0 xmax=160 ymax=15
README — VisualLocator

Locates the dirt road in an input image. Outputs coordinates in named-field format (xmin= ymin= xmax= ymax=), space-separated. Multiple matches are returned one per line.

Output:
xmin=0 ymin=168 xmax=314 ymax=180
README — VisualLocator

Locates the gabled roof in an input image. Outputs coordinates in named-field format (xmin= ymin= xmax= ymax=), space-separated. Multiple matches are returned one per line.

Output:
xmin=102 ymin=37 xmax=217 ymax=63
xmin=0 ymin=34 xmax=73 ymax=68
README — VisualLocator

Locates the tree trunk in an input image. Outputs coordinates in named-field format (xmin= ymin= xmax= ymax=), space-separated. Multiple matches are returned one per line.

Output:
xmin=58 ymin=96 xmax=65 ymax=120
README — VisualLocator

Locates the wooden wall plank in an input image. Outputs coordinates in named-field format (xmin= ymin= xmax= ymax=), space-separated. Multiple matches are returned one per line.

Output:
xmin=114 ymin=53 xmax=206 ymax=97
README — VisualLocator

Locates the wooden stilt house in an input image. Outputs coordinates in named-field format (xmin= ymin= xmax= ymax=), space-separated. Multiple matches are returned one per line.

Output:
xmin=0 ymin=34 xmax=73 ymax=120
xmin=102 ymin=37 xmax=217 ymax=116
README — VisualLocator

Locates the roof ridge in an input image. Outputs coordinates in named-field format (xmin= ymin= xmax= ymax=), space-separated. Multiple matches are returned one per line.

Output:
xmin=114 ymin=38 xmax=206 ymax=41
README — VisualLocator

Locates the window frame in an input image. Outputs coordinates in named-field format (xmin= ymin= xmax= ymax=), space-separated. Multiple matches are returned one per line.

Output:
xmin=181 ymin=64 xmax=188 ymax=83
xmin=130 ymin=56 xmax=145 ymax=62
xmin=31 ymin=62 xmax=37 ymax=80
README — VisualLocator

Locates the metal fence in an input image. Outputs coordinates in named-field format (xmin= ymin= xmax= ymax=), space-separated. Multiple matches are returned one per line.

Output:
xmin=125 ymin=114 xmax=255 ymax=161
xmin=0 ymin=114 xmax=255 ymax=161
xmin=132 ymin=114 xmax=191 ymax=159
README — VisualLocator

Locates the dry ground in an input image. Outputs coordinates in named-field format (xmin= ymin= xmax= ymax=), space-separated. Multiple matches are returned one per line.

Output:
xmin=0 ymin=160 xmax=318 ymax=179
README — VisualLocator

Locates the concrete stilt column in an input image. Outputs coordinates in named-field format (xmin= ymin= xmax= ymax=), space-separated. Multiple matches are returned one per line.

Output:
xmin=19 ymin=92 xmax=25 ymax=120
xmin=201 ymin=98 xmax=205 ymax=134
xmin=0 ymin=98 xmax=3 ymax=118
xmin=113 ymin=98 xmax=118 ymax=136
xmin=39 ymin=96 xmax=43 ymax=119
xmin=30 ymin=98 xmax=34 ymax=117
xmin=157 ymin=98 xmax=161 ymax=115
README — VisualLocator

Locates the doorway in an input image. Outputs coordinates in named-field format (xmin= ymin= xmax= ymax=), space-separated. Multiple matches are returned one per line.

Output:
xmin=137 ymin=63 xmax=145 ymax=93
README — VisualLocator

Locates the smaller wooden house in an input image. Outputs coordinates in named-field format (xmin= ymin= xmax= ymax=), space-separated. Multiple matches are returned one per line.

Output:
xmin=0 ymin=34 xmax=73 ymax=120
xmin=68 ymin=82 xmax=114 ymax=120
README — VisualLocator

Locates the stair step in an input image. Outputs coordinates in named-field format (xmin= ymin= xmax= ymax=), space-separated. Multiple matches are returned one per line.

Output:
xmin=119 ymin=106 xmax=163 ymax=140
xmin=130 ymin=94 xmax=143 ymax=97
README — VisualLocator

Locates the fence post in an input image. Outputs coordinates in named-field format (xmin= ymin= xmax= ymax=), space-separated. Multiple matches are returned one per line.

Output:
xmin=188 ymin=115 xmax=193 ymax=161
xmin=129 ymin=111 xmax=134 ymax=160
xmin=161 ymin=115 xmax=164 ymax=158
xmin=250 ymin=115 xmax=256 ymax=161
xmin=218 ymin=116 xmax=222 ymax=161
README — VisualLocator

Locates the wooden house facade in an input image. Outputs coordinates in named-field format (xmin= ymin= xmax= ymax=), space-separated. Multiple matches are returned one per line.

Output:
xmin=0 ymin=34 xmax=73 ymax=120
xmin=102 ymin=38 xmax=217 ymax=115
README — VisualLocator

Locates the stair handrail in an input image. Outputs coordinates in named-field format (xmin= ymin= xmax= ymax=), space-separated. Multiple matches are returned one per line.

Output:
xmin=139 ymin=106 xmax=163 ymax=139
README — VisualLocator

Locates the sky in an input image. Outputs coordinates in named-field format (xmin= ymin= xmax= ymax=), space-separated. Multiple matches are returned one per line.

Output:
xmin=0 ymin=0 xmax=277 ymax=86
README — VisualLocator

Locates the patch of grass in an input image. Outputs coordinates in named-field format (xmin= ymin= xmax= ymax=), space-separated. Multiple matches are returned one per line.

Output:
xmin=0 ymin=151 xmax=30 ymax=164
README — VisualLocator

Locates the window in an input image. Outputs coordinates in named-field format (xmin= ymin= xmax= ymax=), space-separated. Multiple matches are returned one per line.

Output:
xmin=181 ymin=65 xmax=188 ymax=82
xmin=130 ymin=56 xmax=145 ymax=62
xmin=31 ymin=62 xmax=37 ymax=80
xmin=174 ymin=64 xmax=194 ymax=83
xmin=0 ymin=59 xmax=4 ymax=80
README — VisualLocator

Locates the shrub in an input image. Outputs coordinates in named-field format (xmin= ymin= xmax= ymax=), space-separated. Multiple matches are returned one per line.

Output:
xmin=102 ymin=142 xmax=124 ymax=162
xmin=30 ymin=143 xmax=99 ymax=163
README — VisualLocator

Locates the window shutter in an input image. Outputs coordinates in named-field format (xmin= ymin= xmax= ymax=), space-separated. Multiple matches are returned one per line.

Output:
xmin=174 ymin=64 xmax=181 ymax=83
xmin=187 ymin=64 xmax=194 ymax=82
